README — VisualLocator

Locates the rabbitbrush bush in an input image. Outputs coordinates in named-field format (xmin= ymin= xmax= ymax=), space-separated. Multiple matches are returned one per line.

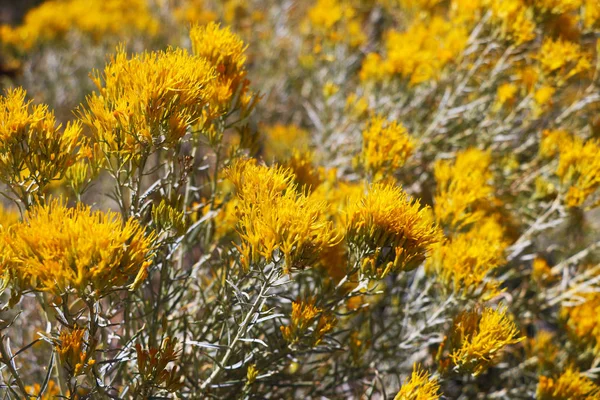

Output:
xmin=0 ymin=0 xmax=599 ymax=398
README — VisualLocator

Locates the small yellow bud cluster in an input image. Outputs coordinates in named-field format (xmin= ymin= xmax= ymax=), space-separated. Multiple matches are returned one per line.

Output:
xmin=439 ymin=306 xmax=523 ymax=377
xmin=56 ymin=328 xmax=96 ymax=376
xmin=280 ymin=298 xmax=336 ymax=346
xmin=394 ymin=364 xmax=440 ymax=400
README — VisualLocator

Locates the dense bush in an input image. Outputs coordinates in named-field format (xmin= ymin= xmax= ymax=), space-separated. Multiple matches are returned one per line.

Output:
xmin=0 ymin=0 xmax=599 ymax=398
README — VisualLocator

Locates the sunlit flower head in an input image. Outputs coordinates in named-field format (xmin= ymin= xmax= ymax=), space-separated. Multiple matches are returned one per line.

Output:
xmin=3 ymin=199 xmax=155 ymax=298
xmin=442 ymin=306 xmax=523 ymax=376
xmin=0 ymin=88 xmax=83 ymax=200
xmin=190 ymin=22 xmax=255 ymax=115
xmin=434 ymin=148 xmax=494 ymax=229
xmin=263 ymin=124 xmax=311 ymax=162
xmin=537 ymin=366 xmax=600 ymax=400
xmin=381 ymin=17 xmax=468 ymax=85
xmin=80 ymin=46 xmax=215 ymax=162
xmin=280 ymin=298 xmax=336 ymax=346
xmin=394 ymin=364 xmax=440 ymax=400
xmin=426 ymin=217 xmax=508 ymax=299
xmin=360 ymin=115 xmax=415 ymax=178
xmin=551 ymin=135 xmax=600 ymax=207
xmin=56 ymin=328 xmax=96 ymax=376
xmin=562 ymin=292 xmax=600 ymax=353
xmin=227 ymin=159 xmax=338 ymax=271
xmin=537 ymin=38 xmax=591 ymax=82
xmin=346 ymin=182 xmax=439 ymax=279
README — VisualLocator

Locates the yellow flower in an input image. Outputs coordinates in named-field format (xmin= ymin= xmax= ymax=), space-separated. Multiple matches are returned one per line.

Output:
xmin=227 ymin=159 xmax=338 ymax=271
xmin=56 ymin=328 xmax=95 ymax=376
xmin=263 ymin=124 xmax=311 ymax=162
xmin=427 ymin=217 xmax=508 ymax=299
xmin=3 ymin=199 xmax=155 ymax=298
xmin=345 ymin=93 xmax=369 ymax=117
xmin=551 ymin=135 xmax=600 ymax=207
xmin=487 ymin=0 xmax=536 ymax=44
xmin=539 ymin=129 xmax=571 ymax=158
xmin=323 ymin=81 xmax=340 ymax=98
xmin=0 ymin=88 xmax=83 ymax=200
xmin=190 ymin=22 xmax=255 ymax=116
xmin=173 ymin=0 xmax=217 ymax=26
xmin=537 ymin=366 xmax=600 ymax=400
xmin=360 ymin=53 xmax=392 ymax=82
xmin=534 ymin=85 xmax=556 ymax=108
xmin=79 ymin=46 xmax=215 ymax=162
xmin=25 ymin=381 xmax=60 ymax=400
xmin=537 ymin=38 xmax=591 ymax=82
xmin=280 ymin=298 xmax=336 ymax=345
xmin=383 ymin=17 xmax=468 ymax=85
xmin=246 ymin=364 xmax=258 ymax=386
xmin=525 ymin=330 xmax=559 ymax=370
xmin=583 ymin=0 xmax=600 ymax=29
xmin=562 ymin=292 xmax=600 ymax=353
xmin=305 ymin=0 xmax=366 ymax=47
xmin=433 ymin=148 xmax=494 ymax=229
xmin=0 ymin=206 xmax=19 ymax=229
xmin=284 ymin=150 xmax=324 ymax=192
xmin=532 ymin=256 xmax=555 ymax=284
xmin=346 ymin=182 xmax=439 ymax=279
xmin=394 ymin=364 xmax=440 ymax=400
xmin=444 ymin=306 xmax=523 ymax=376
xmin=533 ymin=0 xmax=582 ymax=14
xmin=360 ymin=115 xmax=415 ymax=178
xmin=0 ymin=0 xmax=158 ymax=50
xmin=496 ymin=83 xmax=519 ymax=108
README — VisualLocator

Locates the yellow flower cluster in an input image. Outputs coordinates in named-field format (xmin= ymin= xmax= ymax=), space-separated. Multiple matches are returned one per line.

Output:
xmin=532 ymin=256 xmax=555 ymax=284
xmin=25 ymin=381 xmax=60 ymax=400
xmin=173 ymin=0 xmax=217 ymax=26
xmin=190 ymin=23 xmax=255 ymax=119
xmin=2 ymin=199 xmax=155 ymax=298
xmin=361 ymin=17 xmax=468 ymax=85
xmin=486 ymin=0 xmax=536 ymax=44
xmin=441 ymin=306 xmax=523 ymax=376
xmin=449 ymin=0 xmax=536 ymax=44
xmin=539 ymin=129 xmax=571 ymax=158
xmin=537 ymin=366 xmax=600 ymax=399
xmin=534 ymin=0 xmax=582 ymax=14
xmin=542 ymin=132 xmax=600 ymax=208
xmin=562 ymin=293 xmax=600 ymax=353
xmin=227 ymin=159 xmax=338 ymax=271
xmin=0 ymin=0 xmax=158 ymax=50
xmin=433 ymin=148 xmax=494 ymax=229
xmin=346 ymin=182 xmax=439 ymax=279
xmin=263 ymin=124 xmax=311 ymax=162
xmin=280 ymin=298 xmax=337 ymax=345
xmin=305 ymin=0 xmax=366 ymax=48
xmin=495 ymin=83 xmax=519 ymax=109
xmin=584 ymin=0 xmax=600 ymax=29
xmin=284 ymin=150 xmax=324 ymax=192
xmin=537 ymin=38 xmax=591 ymax=83
xmin=525 ymin=331 xmax=559 ymax=371
xmin=427 ymin=217 xmax=508 ymax=299
xmin=56 ymin=328 xmax=96 ymax=376
xmin=80 ymin=46 xmax=216 ymax=162
xmin=0 ymin=88 xmax=83 ymax=200
xmin=360 ymin=115 xmax=415 ymax=178
xmin=394 ymin=364 xmax=440 ymax=400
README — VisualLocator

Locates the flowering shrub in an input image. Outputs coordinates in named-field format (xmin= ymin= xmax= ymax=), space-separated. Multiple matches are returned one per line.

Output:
xmin=0 ymin=0 xmax=599 ymax=398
